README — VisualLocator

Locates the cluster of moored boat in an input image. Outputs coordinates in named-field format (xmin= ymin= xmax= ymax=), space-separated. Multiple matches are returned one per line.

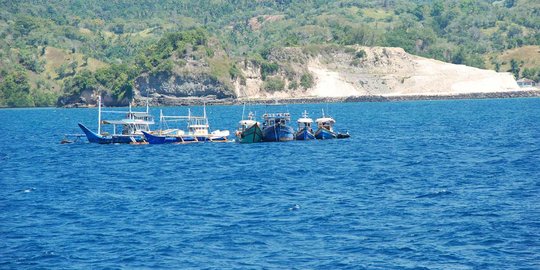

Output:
xmin=235 ymin=110 xmax=349 ymax=143
xmin=69 ymin=97 xmax=349 ymax=145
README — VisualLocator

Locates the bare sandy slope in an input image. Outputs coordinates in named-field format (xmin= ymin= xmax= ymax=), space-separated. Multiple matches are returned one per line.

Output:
xmin=232 ymin=46 xmax=522 ymax=99
xmin=308 ymin=65 xmax=363 ymax=97
xmin=397 ymin=57 xmax=519 ymax=96
xmin=306 ymin=47 xmax=520 ymax=97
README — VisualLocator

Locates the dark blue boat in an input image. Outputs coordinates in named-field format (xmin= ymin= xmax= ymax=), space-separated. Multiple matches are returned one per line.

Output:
xmin=78 ymin=123 xmax=146 ymax=144
xmin=314 ymin=115 xmax=337 ymax=140
xmin=142 ymin=107 xmax=229 ymax=144
xmin=296 ymin=128 xmax=316 ymax=140
xmin=141 ymin=131 xmax=186 ymax=144
xmin=261 ymin=113 xmax=294 ymax=142
xmin=142 ymin=130 xmax=227 ymax=144
xmin=295 ymin=110 xmax=315 ymax=140
xmin=78 ymin=96 xmax=154 ymax=144
xmin=314 ymin=127 xmax=337 ymax=140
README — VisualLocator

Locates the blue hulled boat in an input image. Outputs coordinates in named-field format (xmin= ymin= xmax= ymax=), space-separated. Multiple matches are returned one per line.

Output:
xmin=295 ymin=110 xmax=315 ymax=140
xmin=314 ymin=111 xmax=337 ymax=140
xmin=261 ymin=113 xmax=294 ymax=142
xmin=143 ymin=106 xmax=229 ymax=144
xmin=78 ymin=96 xmax=154 ymax=144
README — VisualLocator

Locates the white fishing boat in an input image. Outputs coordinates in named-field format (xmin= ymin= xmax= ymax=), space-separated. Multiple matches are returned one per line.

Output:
xmin=142 ymin=105 xmax=229 ymax=144
xmin=76 ymin=96 xmax=154 ymax=144
xmin=295 ymin=110 xmax=315 ymax=140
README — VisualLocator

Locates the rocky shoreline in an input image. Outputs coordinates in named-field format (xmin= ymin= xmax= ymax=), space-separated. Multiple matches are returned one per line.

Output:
xmin=61 ymin=90 xmax=540 ymax=108
xmin=151 ymin=90 xmax=540 ymax=106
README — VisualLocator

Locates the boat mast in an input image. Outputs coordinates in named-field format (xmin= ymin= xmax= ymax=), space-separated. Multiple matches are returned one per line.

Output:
xmin=241 ymin=103 xmax=246 ymax=121
xmin=188 ymin=108 xmax=191 ymax=130
xmin=97 ymin=95 xmax=102 ymax=135
xmin=203 ymin=103 xmax=208 ymax=126
xmin=159 ymin=109 xmax=163 ymax=134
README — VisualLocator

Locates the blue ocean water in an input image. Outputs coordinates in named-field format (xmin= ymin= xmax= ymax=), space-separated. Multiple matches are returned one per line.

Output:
xmin=1 ymin=98 xmax=539 ymax=269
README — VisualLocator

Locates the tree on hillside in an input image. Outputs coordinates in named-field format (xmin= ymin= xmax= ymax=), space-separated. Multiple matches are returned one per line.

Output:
xmin=509 ymin=59 xmax=520 ymax=79
xmin=451 ymin=48 xmax=465 ymax=65
xmin=0 ymin=70 xmax=34 ymax=107
xmin=300 ymin=73 xmax=314 ymax=89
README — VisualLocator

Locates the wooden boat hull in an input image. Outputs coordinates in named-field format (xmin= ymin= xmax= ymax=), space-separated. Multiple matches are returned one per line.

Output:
xmin=197 ymin=135 xmax=228 ymax=142
xmin=237 ymin=123 xmax=263 ymax=143
xmin=295 ymin=127 xmax=315 ymax=140
xmin=142 ymin=131 xmax=178 ymax=144
xmin=315 ymin=128 xmax=337 ymax=140
xmin=142 ymin=131 xmax=198 ymax=144
xmin=262 ymin=125 xmax=294 ymax=142
xmin=78 ymin=123 xmax=144 ymax=144
xmin=142 ymin=131 xmax=227 ymax=144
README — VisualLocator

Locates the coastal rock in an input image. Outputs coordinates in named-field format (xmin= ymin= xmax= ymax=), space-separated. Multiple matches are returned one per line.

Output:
xmin=134 ymin=71 xmax=235 ymax=103
xmin=57 ymin=89 xmax=129 ymax=107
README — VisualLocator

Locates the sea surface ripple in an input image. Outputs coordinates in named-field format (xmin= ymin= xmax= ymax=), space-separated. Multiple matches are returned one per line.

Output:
xmin=1 ymin=98 xmax=539 ymax=269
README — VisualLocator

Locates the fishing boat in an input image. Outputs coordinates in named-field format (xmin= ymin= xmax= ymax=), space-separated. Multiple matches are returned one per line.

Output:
xmin=142 ymin=106 xmax=229 ymax=144
xmin=337 ymin=130 xmax=351 ymax=139
xmin=261 ymin=112 xmax=294 ymax=142
xmin=314 ymin=110 xmax=338 ymax=140
xmin=235 ymin=111 xmax=263 ymax=143
xmin=77 ymin=96 xmax=154 ymax=144
xmin=295 ymin=110 xmax=315 ymax=140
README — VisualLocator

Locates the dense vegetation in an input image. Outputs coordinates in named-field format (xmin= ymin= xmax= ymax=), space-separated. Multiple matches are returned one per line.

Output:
xmin=0 ymin=0 xmax=539 ymax=107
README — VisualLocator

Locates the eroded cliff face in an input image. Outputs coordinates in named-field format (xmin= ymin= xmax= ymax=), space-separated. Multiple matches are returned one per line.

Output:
xmin=134 ymin=71 xmax=235 ymax=101
xmin=57 ymin=89 xmax=130 ymax=107
xmin=231 ymin=46 xmax=520 ymax=99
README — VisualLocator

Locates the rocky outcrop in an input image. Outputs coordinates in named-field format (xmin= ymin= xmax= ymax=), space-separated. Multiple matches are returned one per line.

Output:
xmin=57 ymin=89 xmax=129 ymax=107
xmin=135 ymin=71 xmax=234 ymax=99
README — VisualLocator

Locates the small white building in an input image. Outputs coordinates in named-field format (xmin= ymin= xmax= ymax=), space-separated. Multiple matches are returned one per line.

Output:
xmin=517 ymin=78 xmax=536 ymax=88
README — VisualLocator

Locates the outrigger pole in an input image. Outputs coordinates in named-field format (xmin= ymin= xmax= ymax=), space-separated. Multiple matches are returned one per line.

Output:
xmin=97 ymin=95 xmax=102 ymax=135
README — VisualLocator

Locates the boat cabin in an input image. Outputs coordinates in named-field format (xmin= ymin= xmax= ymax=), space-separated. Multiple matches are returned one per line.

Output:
xmin=297 ymin=111 xmax=314 ymax=130
xmin=238 ymin=119 xmax=258 ymax=130
xmin=102 ymin=111 xmax=155 ymax=135
xmin=188 ymin=116 xmax=210 ymax=136
xmin=263 ymin=113 xmax=291 ymax=128
xmin=156 ymin=105 xmax=214 ymax=138
xmin=315 ymin=117 xmax=335 ymax=131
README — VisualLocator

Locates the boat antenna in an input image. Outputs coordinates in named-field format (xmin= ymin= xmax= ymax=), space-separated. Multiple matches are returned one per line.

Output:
xmin=188 ymin=108 xmax=191 ymax=129
xmin=203 ymin=102 xmax=207 ymax=118
xmin=203 ymin=102 xmax=208 ymax=126
xmin=241 ymin=102 xmax=246 ymax=120
xmin=326 ymin=103 xmax=330 ymax=117
xmin=159 ymin=109 xmax=163 ymax=133
xmin=146 ymin=98 xmax=149 ymax=114
xmin=97 ymin=95 xmax=102 ymax=135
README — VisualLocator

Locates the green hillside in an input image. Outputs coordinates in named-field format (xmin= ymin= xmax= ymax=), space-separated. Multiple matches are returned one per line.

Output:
xmin=0 ymin=0 xmax=539 ymax=107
